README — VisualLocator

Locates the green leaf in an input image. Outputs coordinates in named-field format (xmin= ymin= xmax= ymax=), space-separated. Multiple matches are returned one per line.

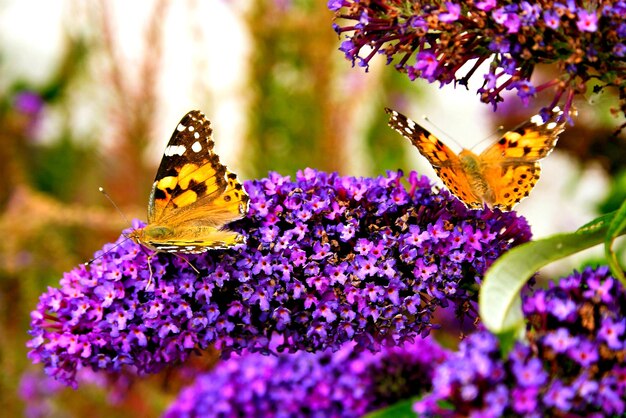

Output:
xmin=578 ymin=210 xmax=615 ymax=233
xmin=479 ymin=218 xmax=610 ymax=337
xmin=363 ymin=398 xmax=417 ymax=418
xmin=495 ymin=327 xmax=519 ymax=358
xmin=605 ymin=199 xmax=626 ymax=286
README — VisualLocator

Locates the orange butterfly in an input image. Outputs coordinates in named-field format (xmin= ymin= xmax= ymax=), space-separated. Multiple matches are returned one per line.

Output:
xmin=386 ymin=107 xmax=569 ymax=211
xmin=128 ymin=110 xmax=249 ymax=254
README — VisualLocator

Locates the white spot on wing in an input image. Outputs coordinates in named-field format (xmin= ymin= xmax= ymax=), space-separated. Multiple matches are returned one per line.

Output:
xmin=191 ymin=141 xmax=202 ymax=153
xmin=530 ymin=114 xmax=544 ymax=126
xmin=177 ymin=123 xmax=186 ymax=132
xmin=546 ymin=122 xmax=557 ymax=130
xmin=194 ymin=132 xmax=200 ymax=139
xmin=156 ymin=245 xmax=180 ymax=251
xmin=165 ymin=144 xmax=186 ymax=156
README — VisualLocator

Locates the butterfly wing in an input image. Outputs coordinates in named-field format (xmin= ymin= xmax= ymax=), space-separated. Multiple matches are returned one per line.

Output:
xmin=385 ymin=108 xmax=483 ymax=208
xmin=145 ymin=110 xmax=249 ymax=251
xmin=479 ymin=107 xmax=567 ymax=210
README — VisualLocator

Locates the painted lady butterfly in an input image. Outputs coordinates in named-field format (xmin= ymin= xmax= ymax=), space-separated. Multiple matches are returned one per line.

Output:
xmin=128 ymin=110 xmax=249 ymax=254
xmin=386 ymin=107 xmax=569 ymax=211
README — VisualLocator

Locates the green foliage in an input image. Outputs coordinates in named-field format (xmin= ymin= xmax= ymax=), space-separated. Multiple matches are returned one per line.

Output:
xmin=29 ymin=136 xmax=98 ymax=201
xmin=604 ymin=198 xmax=626 ymax=283
xmin=247 ymin=2 xmax=338 ymax=177
xmin=479 ymin=209 xmax=626 ymax=344
xmin=599 ymin=169 xmax=626 ymax=213
xmin=363 ymin=398 xmax=418 ymax=418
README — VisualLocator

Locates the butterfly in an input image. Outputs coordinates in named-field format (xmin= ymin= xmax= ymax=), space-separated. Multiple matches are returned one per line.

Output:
xmin=385 ymin=107 xmax=569 ymax=211
xmin=128 ymin=110 xmax=249 ymax=256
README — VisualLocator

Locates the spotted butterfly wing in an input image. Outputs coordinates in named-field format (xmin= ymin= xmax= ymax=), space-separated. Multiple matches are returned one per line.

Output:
xmin=129 ymin=110 xmax=249 ymax=253
xmin=385 ymin=107 xmax=483 ymax=208
xmin=479 ymin=108 xmax=567 ymax=210
xmin=385 ymin=107 xmax=568 ymax=211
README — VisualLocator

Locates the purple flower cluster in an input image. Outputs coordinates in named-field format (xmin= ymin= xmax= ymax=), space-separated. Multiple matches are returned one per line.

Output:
xmin=27 ymin=169 xmax=530 ymax=387
xmin=329 ymin=0 xmax=626 ymax=117
xmin=414 ymin=266 xmax=626 ymax=417
xmin=164 ymin=337 xmax=448 ymax=418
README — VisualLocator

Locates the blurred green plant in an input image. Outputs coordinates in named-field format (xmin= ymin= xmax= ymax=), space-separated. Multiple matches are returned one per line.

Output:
xmin=246 ymin=0 xmax=347 ymax=176
xmin=0 ymin=2 xmax=171 ymax=416
xmin=245 ymin=1 xmax=418 ymax=178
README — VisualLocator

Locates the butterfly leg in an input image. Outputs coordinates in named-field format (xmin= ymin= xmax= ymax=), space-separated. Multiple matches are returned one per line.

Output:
xmin=137 ymin=245 xmax=160 ymax=290
xmin=142 ymin=252 xmax=200 ymax=290
xmin=145 ymin=252 xmax=156 ymax=290
xmin=172 ymin=253 xmax=200 ymax=275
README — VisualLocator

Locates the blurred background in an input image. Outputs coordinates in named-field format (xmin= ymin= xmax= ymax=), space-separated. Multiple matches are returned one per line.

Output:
xmin=1 ymin=0 xmax=624 ymax=416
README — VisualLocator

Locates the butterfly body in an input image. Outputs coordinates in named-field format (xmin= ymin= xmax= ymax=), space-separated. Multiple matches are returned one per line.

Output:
xmin=386 ymin=107 xmax=568 ymax=211
xmin=128 ymin=110 xmax=249 ymax=254
xmin=457 ymin=151 xmax=494 ymax=202
xmin=132 ymin=225 xmax=243 ymax=254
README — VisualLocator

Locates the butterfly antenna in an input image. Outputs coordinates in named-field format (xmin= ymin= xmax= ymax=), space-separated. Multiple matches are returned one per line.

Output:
xmin=422 ymin=115 xmax=465 ymax=149
xmin=490 ymin=125 xmax=505 ymax=137
xmin=84 ymin=236 xmax=132 ymax=266
xmin=99 ymin=187 xmax=131 ymax=225
xmin=473 ymin=125 xmax=505 ymax=149
xmin=84 ymin=187 xmax=135 ymax=267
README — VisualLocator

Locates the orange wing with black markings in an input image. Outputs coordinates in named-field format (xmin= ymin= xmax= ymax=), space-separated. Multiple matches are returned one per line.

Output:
xmin=479 ymin=107 xmax=567 ymax=210
xmin=386 ymin=106 xmax=570 ymax=211
xmin=385 ymin=107 xmax=482 ymax=208
xmin=129 ymin=110 xmax=249 ymax=253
